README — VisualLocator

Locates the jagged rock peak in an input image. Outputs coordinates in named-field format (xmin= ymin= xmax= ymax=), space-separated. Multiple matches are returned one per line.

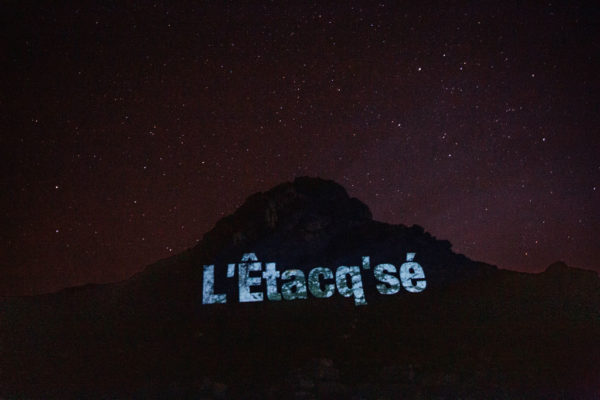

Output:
xmin=544 ymin=261 xmax=599 ymax=279
xmin=196 ymin=177 xmax=372 ymax=252
xmin=545 ymin=261 xmax=570 ymax=272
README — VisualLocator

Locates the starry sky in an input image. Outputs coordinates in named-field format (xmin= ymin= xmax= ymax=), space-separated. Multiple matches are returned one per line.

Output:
xmin=2 ymin=1 xmax=598 ymax=296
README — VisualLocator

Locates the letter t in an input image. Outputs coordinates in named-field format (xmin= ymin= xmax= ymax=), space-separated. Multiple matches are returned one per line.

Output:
xmin=262 ymin=262 xmax=282 ymax=301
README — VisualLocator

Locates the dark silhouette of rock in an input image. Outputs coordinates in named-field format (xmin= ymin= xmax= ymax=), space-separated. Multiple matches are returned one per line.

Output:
xmin=1 ymin=177 xmax=598 ymax=399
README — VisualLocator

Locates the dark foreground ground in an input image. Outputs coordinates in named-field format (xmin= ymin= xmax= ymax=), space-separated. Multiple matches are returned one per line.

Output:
xmin=2 ymin=263 xmax=598 ymax=399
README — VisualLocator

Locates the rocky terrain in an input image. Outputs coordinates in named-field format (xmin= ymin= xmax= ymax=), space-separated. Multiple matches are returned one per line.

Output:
xmin=1 ymin=177 xmax=598 ymax=398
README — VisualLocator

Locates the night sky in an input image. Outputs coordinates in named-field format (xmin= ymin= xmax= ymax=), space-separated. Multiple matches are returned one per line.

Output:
xmin=2 ymin=1 xmax=598 ymax=296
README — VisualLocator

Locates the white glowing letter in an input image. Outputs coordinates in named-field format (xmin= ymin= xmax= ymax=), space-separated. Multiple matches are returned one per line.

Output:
xmin=399 ymin=253 xmax=427 ymax=293
xmin=307 ymin=267 xmax=335 ymax=298
xmin=202 ymin=265 xmax=227 ymax=304
xmin=263 ymin=262 xmax=282 ymax=301
xmin=335 ymin=265 xmax=367 ymax=306
xmin=281 ymin=269 xmax=308 ymax=301
xmin=374 ymin=263 xmax=400 ymax=295
xmin=238 ymin=253 xmax=264 ymax=302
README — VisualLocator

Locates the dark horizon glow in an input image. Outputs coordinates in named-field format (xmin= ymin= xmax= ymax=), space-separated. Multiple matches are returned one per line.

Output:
xmin=2 ymin=1 xmax=598 ymax=296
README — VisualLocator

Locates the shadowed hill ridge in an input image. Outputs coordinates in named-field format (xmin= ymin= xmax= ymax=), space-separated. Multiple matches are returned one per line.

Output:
xmin=1 ymin=177 xmax=598 ymax=399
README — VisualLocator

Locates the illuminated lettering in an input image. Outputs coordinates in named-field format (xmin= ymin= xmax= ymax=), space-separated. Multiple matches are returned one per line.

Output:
xmin=201 ymin=252 xmax=427 ymax=306
xmin=307 ymin=267 xmax=335 ymax=298
xmin=238 ymin=253 xmax=263 ymax=302
xmin=281 ymin=269 xmax=308 ymax=301
xmin=202 ymin=265 xmax=227 ymax=304
xmin=399 ymin=253 xmax=427 ymax=293
xmin=263 ymin=262 xmax=282 ymax=301
xmin=374 ymin=263 xmax=400 ymax=295
xmin=335 ymin=265 xmax=367 ymax=306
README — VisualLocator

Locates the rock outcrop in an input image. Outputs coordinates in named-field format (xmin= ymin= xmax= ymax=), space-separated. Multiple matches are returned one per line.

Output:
xmin=1 ymin=177 xmax=598 ymax=399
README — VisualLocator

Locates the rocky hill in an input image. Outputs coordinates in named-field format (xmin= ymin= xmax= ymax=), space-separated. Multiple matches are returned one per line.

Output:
xmin=1 ymin=177 xmax=598 ymax=398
